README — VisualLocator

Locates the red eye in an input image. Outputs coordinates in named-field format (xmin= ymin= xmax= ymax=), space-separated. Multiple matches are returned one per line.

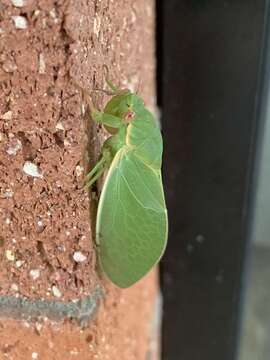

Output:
xmin=124 ymin=110 xmax=135 ymax=122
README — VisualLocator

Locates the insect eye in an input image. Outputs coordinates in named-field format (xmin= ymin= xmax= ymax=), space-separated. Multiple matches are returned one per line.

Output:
xmin=124 ymin=110 xmax=135 ymax=122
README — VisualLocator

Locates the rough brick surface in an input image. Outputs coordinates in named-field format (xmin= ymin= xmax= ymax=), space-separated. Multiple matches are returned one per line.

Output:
xmin=0 ymin=0 xmax=158 ymax=358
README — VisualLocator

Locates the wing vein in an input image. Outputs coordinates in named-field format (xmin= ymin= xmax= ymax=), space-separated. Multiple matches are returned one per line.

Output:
xmin=119 ymin=166 xmax=162 ymax=213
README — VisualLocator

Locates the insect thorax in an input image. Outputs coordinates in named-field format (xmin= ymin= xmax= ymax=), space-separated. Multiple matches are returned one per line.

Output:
xmin=103 ymin=125 xmax=127 ymax=157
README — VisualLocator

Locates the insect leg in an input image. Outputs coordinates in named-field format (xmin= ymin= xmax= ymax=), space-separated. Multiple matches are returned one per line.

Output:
xmin=84 ymin=148 xmax=112 ymax=189
xmin=81 ymin=89 xmax=122 ymax=128
xmin=91 ymin=111 xmax=122 ymax=128
xmin=84 ymin=167 xmax=105 ymax=189
xmin=85 ymin=156 xmax=106 ymax=181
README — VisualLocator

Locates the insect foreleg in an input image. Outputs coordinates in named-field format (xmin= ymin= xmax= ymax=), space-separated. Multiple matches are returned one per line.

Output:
xmin=80 ymin=89 xmax=122 ymax=128
xmin=91 ymin=111 xmax=122 ymax=129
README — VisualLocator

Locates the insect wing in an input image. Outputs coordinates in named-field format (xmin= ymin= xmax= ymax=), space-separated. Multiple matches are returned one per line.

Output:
xmin=96 ymin=148 xmax=168 ymax=288
xmin=127 ymin=110 xmax=163 ymax=169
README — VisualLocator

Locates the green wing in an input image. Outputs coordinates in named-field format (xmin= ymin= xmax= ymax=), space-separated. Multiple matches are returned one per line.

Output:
xmin=96 ymin=147 xmax=168 ymax=288
xmin=127 ymin=109 xmax=163 ymax=169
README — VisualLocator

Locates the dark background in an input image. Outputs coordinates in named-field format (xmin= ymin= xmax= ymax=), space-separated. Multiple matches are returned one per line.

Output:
xmin=159 ymin=1 xmax=268 ymax=359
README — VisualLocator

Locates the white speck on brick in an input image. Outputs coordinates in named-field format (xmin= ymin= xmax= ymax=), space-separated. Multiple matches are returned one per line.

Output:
xmin=30 ymin=269 xmax=40 ymax=280
xmin=23 ymin=161 xmax=43 ymax=178
xmin=23 ymin=320 xmax=30 ymax=328
xmin=2 ymin=61 xmax=17 ymax=73
xmin=64 ymin=139 xmax=71 ymax=147
xmin=55 ymin=121 xmax=64 ymax=130
xmin=38 ymin=53 xmax=46 ymax=74
xmin=12 ymin=15 xmax=28 ymax=29
xmin=6 ymin=139 xmax=22 ymax=155
xmin=55 ymin=180 xmax=62 ymax=188
xmin=75 ymin=165 xmax=84 ymax=177
xmin=37 ymin=220 xmax=43 ymax=227
xmin=6 ymin=250 xmax=15 ymax=261
xmin=52 ymin=285 xmax=61 ymax=298
xmin=11 ymin=0 xmax=25 ymax=7
xmin=49 ymin=8 xmax=57 ymax=19
xmin=35 ymin=322 xmax=42 ymax=332
xmin=5 ymin=218 xmax=11 ymax=225
xmin=57 ymin=244 xmax=66 ymax=252
xmin=0 ymin=28 xmax=4 ymax=34
xmin=3 ymin=189 xmax=14 ymax=198
xmin=73 ymin=251 xmax=87 ymax=263
xmin=32 ymin=352 xmax=38 ymax=359
xmin=1 ymin=111 xmax=13 ymax=120
xmin=70 ymin=348 xmax=79 ymax=355
xmin=16 ymin=260 xmax=24 ymax=268
xmin=11 ymin=283 xmax=18 ymax=291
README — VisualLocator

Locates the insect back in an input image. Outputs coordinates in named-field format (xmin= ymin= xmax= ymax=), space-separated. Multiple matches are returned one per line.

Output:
xmin=86 ymin=86 xmax=168 ymax=288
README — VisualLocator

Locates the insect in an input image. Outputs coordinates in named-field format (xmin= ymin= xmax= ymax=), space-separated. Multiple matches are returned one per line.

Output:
xmin=83 ymin=76 xmax=168 ymax=288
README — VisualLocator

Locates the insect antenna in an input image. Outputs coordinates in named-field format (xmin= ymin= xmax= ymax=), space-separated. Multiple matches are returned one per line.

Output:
xmin=91 ymin=88 xmax=116 ymax=96
xmin=135 ymin=78 xmax=142 ymax=95
xmin=102 ymin=64 xmax=119 ymax=93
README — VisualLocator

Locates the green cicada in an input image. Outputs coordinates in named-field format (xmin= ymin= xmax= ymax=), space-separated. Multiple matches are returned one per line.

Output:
xmin=84 ymin=78 xmax=168 ymax=288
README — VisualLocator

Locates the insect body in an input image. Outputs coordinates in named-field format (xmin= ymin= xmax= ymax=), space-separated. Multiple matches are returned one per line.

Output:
xmin=85 ymin=83 xmax=168 ymax=288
